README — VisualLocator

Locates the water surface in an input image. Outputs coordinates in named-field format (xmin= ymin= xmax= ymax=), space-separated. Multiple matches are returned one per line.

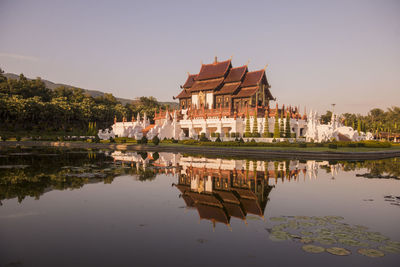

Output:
xmin=0 ymin=148 xmax=399 ymax=267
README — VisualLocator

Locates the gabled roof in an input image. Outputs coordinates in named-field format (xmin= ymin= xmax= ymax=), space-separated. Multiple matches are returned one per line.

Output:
xmin=182 ymin=74 xmax=198 ymax=89
xmin=196 ymin=59 xmax=231 ymax=81
xmin=176 ymin=89 xmax=191 ymax=99
xmin=196 ymin=204 xmax=229 ymax=224
xmin=232 ymin=86 xmax=259 ymax=98
xmin=241 ymin=198 xmax=262 ymax=216
xmin=223 ymin=202 xmax=246 ymax=219
xmin=241 ymin=70 xmax=265 ymax=88
xmin=190 ymin=77 xmax=224 ymax=92
xmin=214 ymin=82 xmax=241 ymax=95
xmin=224 ymin=65 xmax=247 ymax=83
xmin=186 ymin=192 xmax=223 ymax=208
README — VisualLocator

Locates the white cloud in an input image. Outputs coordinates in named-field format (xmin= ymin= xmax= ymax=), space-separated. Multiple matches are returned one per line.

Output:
xmin=0 ymin=52 xmax=39 ymax=61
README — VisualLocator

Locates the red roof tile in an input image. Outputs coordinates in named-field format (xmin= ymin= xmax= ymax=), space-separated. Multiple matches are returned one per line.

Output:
xmin=196 ymin=60 xmax=231 ymax=81
xmin=214 ymin=82 xmax=241 ymax=95
xmin=190 ymin=77 xmax=224 ymax=92
xmin=182 ymin=74 xmax=198 ymax=89
xmin=224 ymin=65 xmax=247 ymax=83
xmin=232 ymin=86 xmax=259 ymax=98
xmin=176 ymin=89 xmax=190 ymax=99
xmin=241 ymin=70 xmax=265 ymax=87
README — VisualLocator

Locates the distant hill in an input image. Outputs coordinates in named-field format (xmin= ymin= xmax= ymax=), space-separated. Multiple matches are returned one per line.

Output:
xmin=4 ymin=73 xmax=178 ymax=108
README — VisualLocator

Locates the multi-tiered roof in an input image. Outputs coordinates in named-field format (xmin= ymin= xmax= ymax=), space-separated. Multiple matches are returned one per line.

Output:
xmin=176 ymin=58 xmax=274 ymax=101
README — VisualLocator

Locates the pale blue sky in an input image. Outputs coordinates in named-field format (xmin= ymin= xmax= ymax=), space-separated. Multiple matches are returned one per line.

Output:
xmin=0 ymin=0 xmax=399 ymax=114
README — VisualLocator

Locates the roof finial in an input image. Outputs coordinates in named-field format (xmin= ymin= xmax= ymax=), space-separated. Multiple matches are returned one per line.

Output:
xmin=214 ymin=56 xmax=218 ymax=63
xmin=246 ymin=59 xmax=250 ymax=66
xmin=200 ymin=60 xmax=203 ymax=65
xmin=264 ymin=64 xmax=268 ymax=70
xmin=230 ymin=55 xmax=233 ymax=60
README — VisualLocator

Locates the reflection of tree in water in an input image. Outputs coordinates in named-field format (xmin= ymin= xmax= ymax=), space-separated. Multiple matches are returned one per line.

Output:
xmin=341 ymin=158 xmax=400 ymax=178
xmin=0 ymin=148 xmax=157 ymax=204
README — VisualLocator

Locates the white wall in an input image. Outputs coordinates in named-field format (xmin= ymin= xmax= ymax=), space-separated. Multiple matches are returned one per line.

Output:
xmin=192 ymin=94 xmax=198 ymax=108
xmin=206 ymin=92 xmax=213 ymax=109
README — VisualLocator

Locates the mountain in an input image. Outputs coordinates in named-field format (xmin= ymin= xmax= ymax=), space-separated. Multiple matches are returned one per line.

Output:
xmin=3 ymin=73 xmax=178 ymax=108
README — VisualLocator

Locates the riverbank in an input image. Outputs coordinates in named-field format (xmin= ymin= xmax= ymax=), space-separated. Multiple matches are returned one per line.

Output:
xmin=1 ymin=141 xmax=400 ymax=160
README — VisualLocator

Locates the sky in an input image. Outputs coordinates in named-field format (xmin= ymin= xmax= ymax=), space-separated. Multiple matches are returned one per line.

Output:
xmin=0 ymin=0 xmax=399 ymax=115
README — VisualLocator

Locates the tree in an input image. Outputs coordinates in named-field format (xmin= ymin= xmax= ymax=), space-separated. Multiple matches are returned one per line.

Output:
xmin=263 ymin=113 xmax=269 ymax=137
xmin=245 ymin=111 xmax=251 ymax=137
xmin=279 ymin=111 xmax=284 ymax=137
xmin=320 ymin=110 xmax=332 ymax=124
xmin=285 ymin=113 xmax=291 ymax=138
xmin=357 ymin=119 xmax=361 ymax=133
xmin=274 ymin=111 xmax=280 ymax=138
xmin=252 ymin=111 xmax=258 ymax=136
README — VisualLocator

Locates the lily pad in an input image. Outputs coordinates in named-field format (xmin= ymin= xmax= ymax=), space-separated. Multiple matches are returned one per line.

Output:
xmin=300 ymin=237 xmax=314 ymax=244
xmin=354 ymin=225 xmax=369 ymax=231
xmin=299 ymin=222 xmax=315 ymax=228
xmin=272 ymin=225 xmax=286 ymax=231
xmin=386 ymin=241 xmax=400 ymax=249
xmin=335 ymin=233 xmax=353 ymax=239
xmin=295 ymin=216 xmax=311 ymax=220
xmin=269 ymin=231 xmax=290 ymax=241
xmin=302 ymin=245 xmax=325 ymax=253
xmin=270 ymin=217 xmax=287 ymax=222
xmin=357 ymin=248 xmax=384 ymax=258
xmin=324 ymin=216 xmax=344 ymax=221
xmin=378 ymin=245 xmax=400 ymax=254
xmin=326 ymin=247 xmax=351 ymax=256
xmin=300 ymin=231 xmax=314 ymax=236
xmin=315 ymin=236 xmax=336 ymax=245
xmin=339 ymin=238 xmax=362 ymax=247
xmin=365 ymin=232 xmax=389 ymax=242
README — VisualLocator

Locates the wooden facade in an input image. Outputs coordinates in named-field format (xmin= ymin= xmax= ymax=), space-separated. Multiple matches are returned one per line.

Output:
xmin=175 ymin=58 xmax=274 ymax=111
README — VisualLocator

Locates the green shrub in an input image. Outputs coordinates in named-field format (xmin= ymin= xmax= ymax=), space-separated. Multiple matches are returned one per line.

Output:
xmin=291 ymin=133 xmax=296 ymax=138
xmin=211 ymin=132 xmax=216 ymax=137
xmin=182 ymin=139 xmax=198 ymax=145
xmin=93 ymin=136 xmax=100 ymax=143
xmin=200 ymin=133 xmax=208 ymax=142
xmin=152 ymin=135 xmax=160 ymax=145
xmin=109 ymin=137 xmax=115 ymax=143
xmin=16 ymin=136 xmax=21 ymax=141
xmin=239 ymin=137 xmax=244 ymax=143
xmin=328 ymin=143 xmax=338 ymax=149
xmin=215 ymin=137 xmax=221 ymax=142
xmin=152 ymin=152 xmax=159 ymax=160
xmin=172 ymin=138 xmax=178 ymax=143
xmin=298 ymin=143 xmax=307 ymax=148
xmin=141 ymin=136 xmax=148 ymax=144
xmin=243 ymin=132 xmax=252 ymax=138
xmin=1 ymin=135 xmax=8 ymax=141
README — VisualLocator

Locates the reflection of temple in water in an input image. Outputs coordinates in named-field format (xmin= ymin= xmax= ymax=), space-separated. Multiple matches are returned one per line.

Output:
xmin=110 ymin=151 xmax=342 ymax=228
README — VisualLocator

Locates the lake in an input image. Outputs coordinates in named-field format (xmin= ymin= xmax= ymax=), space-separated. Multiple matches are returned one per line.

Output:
xmin=0 ymin=147 xmax=399 ymax=267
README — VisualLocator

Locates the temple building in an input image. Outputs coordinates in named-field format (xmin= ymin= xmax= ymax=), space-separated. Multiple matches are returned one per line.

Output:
xmin=175 ymin=57 xmax=274 ymax=111
xmin=100 ymin=57 xmax=308 ymax=141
